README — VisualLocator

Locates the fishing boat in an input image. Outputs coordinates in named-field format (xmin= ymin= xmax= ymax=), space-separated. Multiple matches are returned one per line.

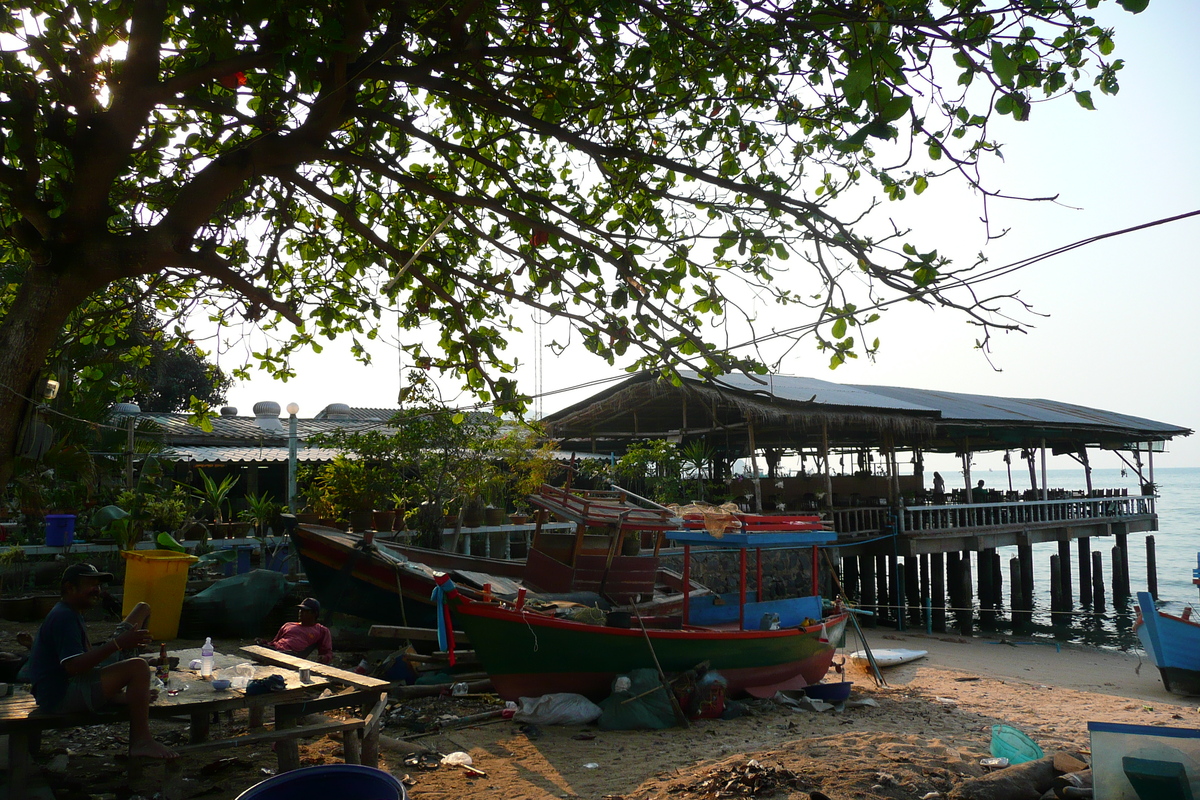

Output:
xmin=1135 ymin=589 xmax=1200 ymax=696
xmin=291 ymin=498 xmax=706 ymax=628
xmin=452 ymin=519 xmax=846 ymax=700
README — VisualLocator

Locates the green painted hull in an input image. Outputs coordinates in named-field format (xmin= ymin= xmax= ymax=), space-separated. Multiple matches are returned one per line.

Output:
xmin=453 ymin=600 xmax=848 ymax=700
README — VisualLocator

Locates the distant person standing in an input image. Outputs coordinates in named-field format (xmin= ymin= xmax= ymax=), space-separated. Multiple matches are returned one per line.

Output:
xmin=932 ymin=471 xmax=946 ymax=499
xmin=972 ymin=479 xmax=987 ymax=503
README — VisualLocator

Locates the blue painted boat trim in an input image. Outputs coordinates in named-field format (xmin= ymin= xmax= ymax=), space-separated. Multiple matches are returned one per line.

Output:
xmin=687 ymin=593 xmax=824 ymax=629
xmin=1089 ymin=721 xmax=1200 ymax=739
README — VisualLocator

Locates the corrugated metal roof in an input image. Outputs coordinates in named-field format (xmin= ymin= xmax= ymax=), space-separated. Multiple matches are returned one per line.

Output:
xmin=673 ymin=371 xmax=1188 ymax=436
xmin=856 ymin=385 xmax=1188 ymax=435
xmin=686 ymin=372 xmax=936 ymax=413
xmin=163 ymin=445 xmax=344 ymax=463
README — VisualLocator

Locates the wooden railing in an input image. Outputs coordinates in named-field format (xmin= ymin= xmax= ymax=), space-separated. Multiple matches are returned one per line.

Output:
xmin=898 ymin=494 xmax=1156 ymax=534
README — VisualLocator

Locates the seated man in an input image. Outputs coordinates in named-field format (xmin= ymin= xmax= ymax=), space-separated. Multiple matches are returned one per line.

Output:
xmin=255 ymin=598 xmax=333 ymax=664
xmin=26 ymin=563 xmax=177 ymax=760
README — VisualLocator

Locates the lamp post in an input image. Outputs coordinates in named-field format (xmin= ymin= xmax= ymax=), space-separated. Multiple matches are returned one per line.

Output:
xmin=287 ymin=403 xmax=299 ymax=513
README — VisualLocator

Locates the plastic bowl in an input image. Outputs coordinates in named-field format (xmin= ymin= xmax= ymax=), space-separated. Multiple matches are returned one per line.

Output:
xmin=803 ymin=681 xmax=853 ymax=702
xmin=211 ymin=679 xmax=231 ymax=691
xmin=990 ymin=724 xmax=1044 ymax=764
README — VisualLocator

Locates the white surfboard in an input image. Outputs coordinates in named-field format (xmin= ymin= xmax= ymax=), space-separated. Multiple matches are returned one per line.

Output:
xmin=849 ymin=648 xmax=928 ymax=667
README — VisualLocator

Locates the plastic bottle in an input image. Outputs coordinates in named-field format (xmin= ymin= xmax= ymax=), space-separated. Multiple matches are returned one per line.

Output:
xmin=200 ymin=637 xmax=214 ymax=678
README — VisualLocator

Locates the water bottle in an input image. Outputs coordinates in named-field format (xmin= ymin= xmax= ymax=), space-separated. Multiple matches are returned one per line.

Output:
xmin=201 ymin=637 xmax=214 ymax=678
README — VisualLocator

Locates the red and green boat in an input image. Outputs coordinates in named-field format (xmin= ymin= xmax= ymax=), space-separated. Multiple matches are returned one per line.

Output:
xmin=453 ymin=522 xmax=846 ymax=700
xmin=453 ymin=598 xmax=848 ymax=700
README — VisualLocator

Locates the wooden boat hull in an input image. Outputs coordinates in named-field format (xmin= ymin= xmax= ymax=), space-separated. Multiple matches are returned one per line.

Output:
xmin=291 ymin=526 xmax=524 ymax=627
xmin=452 ymin=599 xmax=848 ymax=700
xmin=1135 ymin=591 xmax=1200 ymax=696
xmin=291 ymin=525 xmax=700 ymax=627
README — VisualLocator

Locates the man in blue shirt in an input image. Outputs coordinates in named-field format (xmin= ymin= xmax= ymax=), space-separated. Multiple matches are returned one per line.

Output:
xmin=26 ymin=563 xmax=177 ymax=760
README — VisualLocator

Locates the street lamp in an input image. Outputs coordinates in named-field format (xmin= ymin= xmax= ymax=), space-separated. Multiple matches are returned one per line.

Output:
xmin=286 ymin=403 xmax=300 ymax=513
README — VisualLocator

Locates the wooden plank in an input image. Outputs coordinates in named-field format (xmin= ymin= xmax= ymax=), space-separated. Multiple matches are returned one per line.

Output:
xmin=239 ymin=645 xmax=390 ymax=689
xmin=171 ymin=715 xmax=366 ymax=758
xmin=368 ymin=624 xmax=470 ymax=643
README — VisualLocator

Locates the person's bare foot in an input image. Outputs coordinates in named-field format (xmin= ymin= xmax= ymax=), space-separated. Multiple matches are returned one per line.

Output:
xmin=129 ymin=738 xmax=178 ymax=759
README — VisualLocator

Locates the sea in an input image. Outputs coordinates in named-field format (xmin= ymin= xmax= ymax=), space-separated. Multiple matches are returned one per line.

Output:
xmin=943 ymin=466 xmax=1200 ymax=653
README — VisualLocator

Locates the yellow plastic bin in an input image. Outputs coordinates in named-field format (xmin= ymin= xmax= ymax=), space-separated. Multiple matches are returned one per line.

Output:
xmin=121 ymin=549 xmax=199 ymax=640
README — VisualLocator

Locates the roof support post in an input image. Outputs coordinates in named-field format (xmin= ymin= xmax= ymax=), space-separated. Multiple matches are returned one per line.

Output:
xmin=1080 ymin=446 xmax=1093 ymax=495
xmin=1040 ymin=439 xmax=1048 ymax=501
xmin=1148 ymin=443 xmax=1155 ymax=489
xmin=821 ymin=421 xmax=833 ymax=511
xmin=748 ymin=420 xmax=763 ymax=513
xmin=961 ymin=448 xmax=972 ymax=496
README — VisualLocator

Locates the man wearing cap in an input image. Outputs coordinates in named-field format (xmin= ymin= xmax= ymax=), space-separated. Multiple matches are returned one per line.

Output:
xmin=26 ymin=564 xmax=177 ymax=760
xmin=254 ymin=598 xmax=334 ymax=665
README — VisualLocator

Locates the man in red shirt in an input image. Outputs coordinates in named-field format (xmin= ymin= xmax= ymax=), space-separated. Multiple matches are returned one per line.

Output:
xmin=256 ymin=598 xmax=334 ymax=664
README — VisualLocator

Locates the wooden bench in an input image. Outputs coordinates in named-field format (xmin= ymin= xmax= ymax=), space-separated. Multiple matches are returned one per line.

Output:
xmin=0 ymin=683 xmax=388 ymax=800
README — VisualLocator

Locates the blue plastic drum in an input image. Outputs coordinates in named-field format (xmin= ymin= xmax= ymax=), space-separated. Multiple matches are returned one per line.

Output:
xmin=235 ymin=765 xmax=407 ymax=800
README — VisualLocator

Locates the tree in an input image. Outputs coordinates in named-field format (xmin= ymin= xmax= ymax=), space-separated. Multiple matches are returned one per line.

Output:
xmin=49 ymin=294 xmax=232 ymax=414
xmin=0 ymin=0 xmax=1146 ymax=483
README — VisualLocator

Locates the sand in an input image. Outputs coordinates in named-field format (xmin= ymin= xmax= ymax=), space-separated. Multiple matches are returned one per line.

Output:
xmin=3 ymin=623 xmax=1198 ymax=800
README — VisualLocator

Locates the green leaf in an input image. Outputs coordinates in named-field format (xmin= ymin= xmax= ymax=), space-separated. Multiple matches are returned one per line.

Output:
xmin=831 ymin=318 xmax=847 ymax=339
xmin=1117 ymin=0 xmax=1149 ymax=12
xmin=914 ymin=176 xmax=928 ymax=195
xmin=990 ymin=42 xmax=1017 ymax=87
xmin=1074 ymin=90 xmax=1095 ymax=110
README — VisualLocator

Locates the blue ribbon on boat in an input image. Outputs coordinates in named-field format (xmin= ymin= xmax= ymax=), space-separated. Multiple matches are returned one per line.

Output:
xmin=431 ymin=577 xmax=458 ymax=656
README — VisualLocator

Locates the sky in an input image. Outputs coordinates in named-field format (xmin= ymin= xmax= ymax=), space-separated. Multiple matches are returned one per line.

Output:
xmin=217 ymin=2 xmax=1200 ymax=475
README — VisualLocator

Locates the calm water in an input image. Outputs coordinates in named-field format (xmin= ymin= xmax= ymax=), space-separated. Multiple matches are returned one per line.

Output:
xmin=906 ymin=467 xmax=1200 ymax=652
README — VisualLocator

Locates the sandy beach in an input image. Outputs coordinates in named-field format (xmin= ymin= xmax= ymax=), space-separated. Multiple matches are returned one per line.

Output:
xmin=3 ymin=622 xmax=1197 ymax=800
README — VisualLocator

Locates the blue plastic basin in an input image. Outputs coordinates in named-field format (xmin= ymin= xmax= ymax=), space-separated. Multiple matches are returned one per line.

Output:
xmin=236 ymin=765 xmax=407 ymax=800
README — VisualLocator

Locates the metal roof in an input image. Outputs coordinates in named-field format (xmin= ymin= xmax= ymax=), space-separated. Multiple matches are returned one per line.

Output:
xmin=542 ymin=370 xmax=1191 ymax=454
xmin=163 ymin=445 xmax=344 ymax=464
xmin=695 ymin=372 xmax=935 ymax=413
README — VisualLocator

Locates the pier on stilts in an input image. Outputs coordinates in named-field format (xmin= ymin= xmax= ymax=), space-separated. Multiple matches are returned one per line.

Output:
xmin=541 ymin=371 xmax=1192 ymax=635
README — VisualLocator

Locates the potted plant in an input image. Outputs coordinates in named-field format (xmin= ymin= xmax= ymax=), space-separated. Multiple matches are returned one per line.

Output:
xmin=190 ymin=469 xmax=239 ymax=538
xmin=144 ymin=488 xmax=190 ymax=536
xmin=311 ymin=456 xmax=380 ymax=531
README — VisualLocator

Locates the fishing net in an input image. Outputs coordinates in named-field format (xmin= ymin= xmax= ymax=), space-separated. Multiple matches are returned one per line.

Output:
xmin=668 ymin=502 xmax=743 ymax=538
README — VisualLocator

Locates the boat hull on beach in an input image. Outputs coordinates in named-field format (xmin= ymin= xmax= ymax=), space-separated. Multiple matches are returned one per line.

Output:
xmin=452 ymin=599 xmax=849 ymax=700
xmin=291 ymin=525 xmax=702 ymax=628
xmin=1135 ymin=591 xmax=1200 ymax=696
xmin=291 ymin=525 xmax=526 ymax=627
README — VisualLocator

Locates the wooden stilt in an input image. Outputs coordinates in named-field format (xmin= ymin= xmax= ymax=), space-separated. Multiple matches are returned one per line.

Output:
xmin=1116 ymin=532 xmax=1130 ymax=597
xmin=945 ymin=551 xmax=960 ymax=612
xmin=1009 ymin=557 xmax=1028 ymax=629
xmin=1078 ymin=537 xmax=1092 ymax=608
xmin=860 ymin=555 xmax=877 ymax=626
xmin=1147 ymin=535 xmax=1158 ymax=599
xmin=1018 ymin=543 xmax=1034 ymax=607
xmin=930 ymin=552 xmax=946 ymax=633
xmin=1050 ymin=554 xmax=1063 ymax=621
xmin=1092 ymin=551 xmax=1106 ymax=613
xmin=1111 ymin=545 xmax=1126 ymax=602
xmin=905 ymin=556 xmax=920 ymax=627
xmin=991 ymin=550 xmax=1003 ymax=611
xmin=978 ymin=549 xmax=995 ymax=627
xmin=887 ymin=554 xmax=900 ymax=628
xmin=876 ymin=554 xmax=889 ymax=626
xmin=1057 ymin=539 xmax=1072 ymax=608
xmin=957 ymin=552 xmax=973 ymax=636
xmin=843 ymin=555 xmax=860 ymax=602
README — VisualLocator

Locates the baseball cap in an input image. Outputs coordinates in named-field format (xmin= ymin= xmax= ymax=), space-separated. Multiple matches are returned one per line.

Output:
xmin=298 ymin=597 xmax=321 ymax=614
xmin=62 ymin=563 xmax=115 ymax=584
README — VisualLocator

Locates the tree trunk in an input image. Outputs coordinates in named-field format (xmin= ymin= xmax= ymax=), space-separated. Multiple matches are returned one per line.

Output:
xmin=0 ymin=265 xmax=92 ymax=485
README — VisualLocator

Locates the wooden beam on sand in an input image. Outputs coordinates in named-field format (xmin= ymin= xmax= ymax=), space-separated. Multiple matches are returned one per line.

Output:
xmin=369 ymin=624 xmax=471 ymax=644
